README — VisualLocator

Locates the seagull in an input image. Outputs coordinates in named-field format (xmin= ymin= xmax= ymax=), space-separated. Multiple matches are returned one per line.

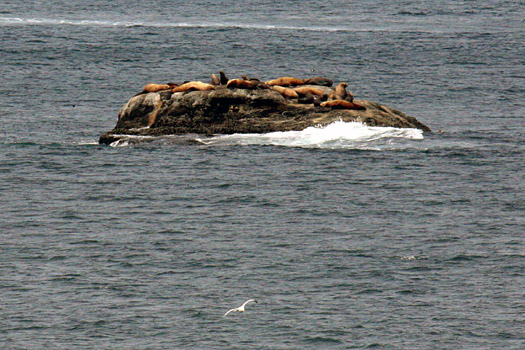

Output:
xmin=223 ymin=299 xmax=258 ymax=317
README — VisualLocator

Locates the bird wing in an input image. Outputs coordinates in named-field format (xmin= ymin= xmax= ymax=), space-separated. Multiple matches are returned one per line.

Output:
xmin=224 ymin=308 xmax=236 ymax=317
xmin=241 ymin=299 xmax=257 ymax=308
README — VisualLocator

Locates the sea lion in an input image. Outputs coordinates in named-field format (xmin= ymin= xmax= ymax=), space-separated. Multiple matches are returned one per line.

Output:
xmin=298 ymin=94 xmax=324 ymax=105
xmin=265 ymin=77 xmax=305 ymax=87
xmin=293 ymin=86 xmax=327 ymax=98
xmin=271 ymin=85 xmax=299 ymax=99
xmin=140 ymin=83 xmax=174 ymax=93
xmin=333 ymin=82 xmax=348 ymax=99
xmin=298 ymin=95 xmax=314 ymax=104
xmin=241 ymin=75 xmax=262 ymax=82
xmin=219 ymin=71 xmax=229 ymax=85
xmin=134 ymin=83 xmax=178 ymax=96
xmin=211 ymin=74 xmax=220 ymax=86
xmin=330 ymin=82 xmax=354 ymax=102
xmin=172 ymin=81 xmax=215 ymax=93
xmin=226 ymin=79 xmax=258 ymax=89
xmin=304 ymin=76 xmax=333 ymax=87
xmin=320 ymin=100 xmax=365 ymax=110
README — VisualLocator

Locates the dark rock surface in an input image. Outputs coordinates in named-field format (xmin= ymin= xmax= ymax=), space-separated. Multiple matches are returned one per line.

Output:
xmin=99 ymin=85 xmax=431 ymax=145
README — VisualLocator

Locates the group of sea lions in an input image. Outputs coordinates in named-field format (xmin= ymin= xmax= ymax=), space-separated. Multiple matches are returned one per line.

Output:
xmin=137 ymin=71 xmax=366 ymax=110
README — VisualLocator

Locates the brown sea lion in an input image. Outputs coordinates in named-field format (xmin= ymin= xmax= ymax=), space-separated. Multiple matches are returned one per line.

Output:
xmin=265 ymin=77 xmax=305 ymax=87
xmin=141 ymin=83 xmax=173 ymax=93
xmin=211 ymin=74 xmax=220 ymax=86
xmin=293 ymin=86 xmax=327 ymax=98
xmin=226 ymin=79 xmax=258 ymax=89
xmin=330 ymin=82 xmax=354 ymax=102
xmin=298 ymin=94 xmax=323 ymax=105
xmin=333 ymin=82 xmax=348 ymax=99
xmin=134 ymin=83 xmax=178 ymax=96
xmin=272 ymin=85 xmax=299 ymax=99
xmin=172 ymin=81 xmax=215 ymax=93
xmin=320 ymin=100 xmax=365 ymax=110
xmin=298 ymin=95 xmax=315 ymax=104
xmin=304 ymin=76 xmax=333 ymax=87
xmin=219 ymin=71 xmax=229 ymax=85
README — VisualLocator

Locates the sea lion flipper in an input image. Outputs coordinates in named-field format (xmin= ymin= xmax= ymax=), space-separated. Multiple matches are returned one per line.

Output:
xmin=219 ymin=71 xmax=229 ymax=85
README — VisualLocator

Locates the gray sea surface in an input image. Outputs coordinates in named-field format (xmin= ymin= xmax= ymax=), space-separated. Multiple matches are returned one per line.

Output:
xmin=0 ymin=1 xmax=523 ymax=349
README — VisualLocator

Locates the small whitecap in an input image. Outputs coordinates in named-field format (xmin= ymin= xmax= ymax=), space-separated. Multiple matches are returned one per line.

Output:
xmin=110 ymin=139 xmax=129 ymax=147
xmin=77 ymin=141 xmax=99 ymax=146
xmin=401 ymin=255 xmax=417 ymax=260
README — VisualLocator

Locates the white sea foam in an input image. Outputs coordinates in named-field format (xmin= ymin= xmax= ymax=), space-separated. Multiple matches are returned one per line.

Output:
xmin=104 ymin=122 xmax=424 ymax=149
xmin=108 ymin=135 xmax=157 ymax=148
xmin=0 ymin=16 xmax=437 ymax=33
xmin=77 ymin=140 xmax=100 ymax=146
xmin=0 ymin=16 xmax=143 ymax=27
xmin=0 ymin=16 xmax=345 ymax=31
xmin=0 ymin=16 xmax=506 ymax=34
xmin=198 ymin=121 xmax=424 ymax=150
xmin=109 ymin=139 xmax=129 ymax=148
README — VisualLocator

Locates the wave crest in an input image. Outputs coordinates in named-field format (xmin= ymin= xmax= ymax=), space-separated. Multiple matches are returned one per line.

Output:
xmin=198 ymin=121 xmax=424 ymax=150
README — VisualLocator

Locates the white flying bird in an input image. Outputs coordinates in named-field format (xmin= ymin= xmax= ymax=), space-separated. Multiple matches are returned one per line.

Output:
xmin=223 ymin=299 xmax=258 ymax=317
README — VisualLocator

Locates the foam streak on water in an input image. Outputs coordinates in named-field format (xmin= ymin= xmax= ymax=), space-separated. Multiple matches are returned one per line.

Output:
xmin=0 ymin=16 xmax=516 ymax=34
xmin=0 ymin=16 xmax=389 ymax=32
xmin=199 ymin=121 xmax=424 ymax=149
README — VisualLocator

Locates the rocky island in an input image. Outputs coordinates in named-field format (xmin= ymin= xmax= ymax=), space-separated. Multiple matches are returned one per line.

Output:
xmin=99 ymin=72 xmax=431 ymax=145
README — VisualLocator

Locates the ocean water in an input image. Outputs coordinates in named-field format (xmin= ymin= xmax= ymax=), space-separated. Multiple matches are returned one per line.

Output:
xmin=0 ymin=1 xmax=524 ymax=349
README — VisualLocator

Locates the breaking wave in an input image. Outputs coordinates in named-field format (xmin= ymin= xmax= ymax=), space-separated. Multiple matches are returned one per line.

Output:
xmin=198 ymin=121 xmax=424 ymax=150
xmin=107 ymin=122 xmax=424 ymax=149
